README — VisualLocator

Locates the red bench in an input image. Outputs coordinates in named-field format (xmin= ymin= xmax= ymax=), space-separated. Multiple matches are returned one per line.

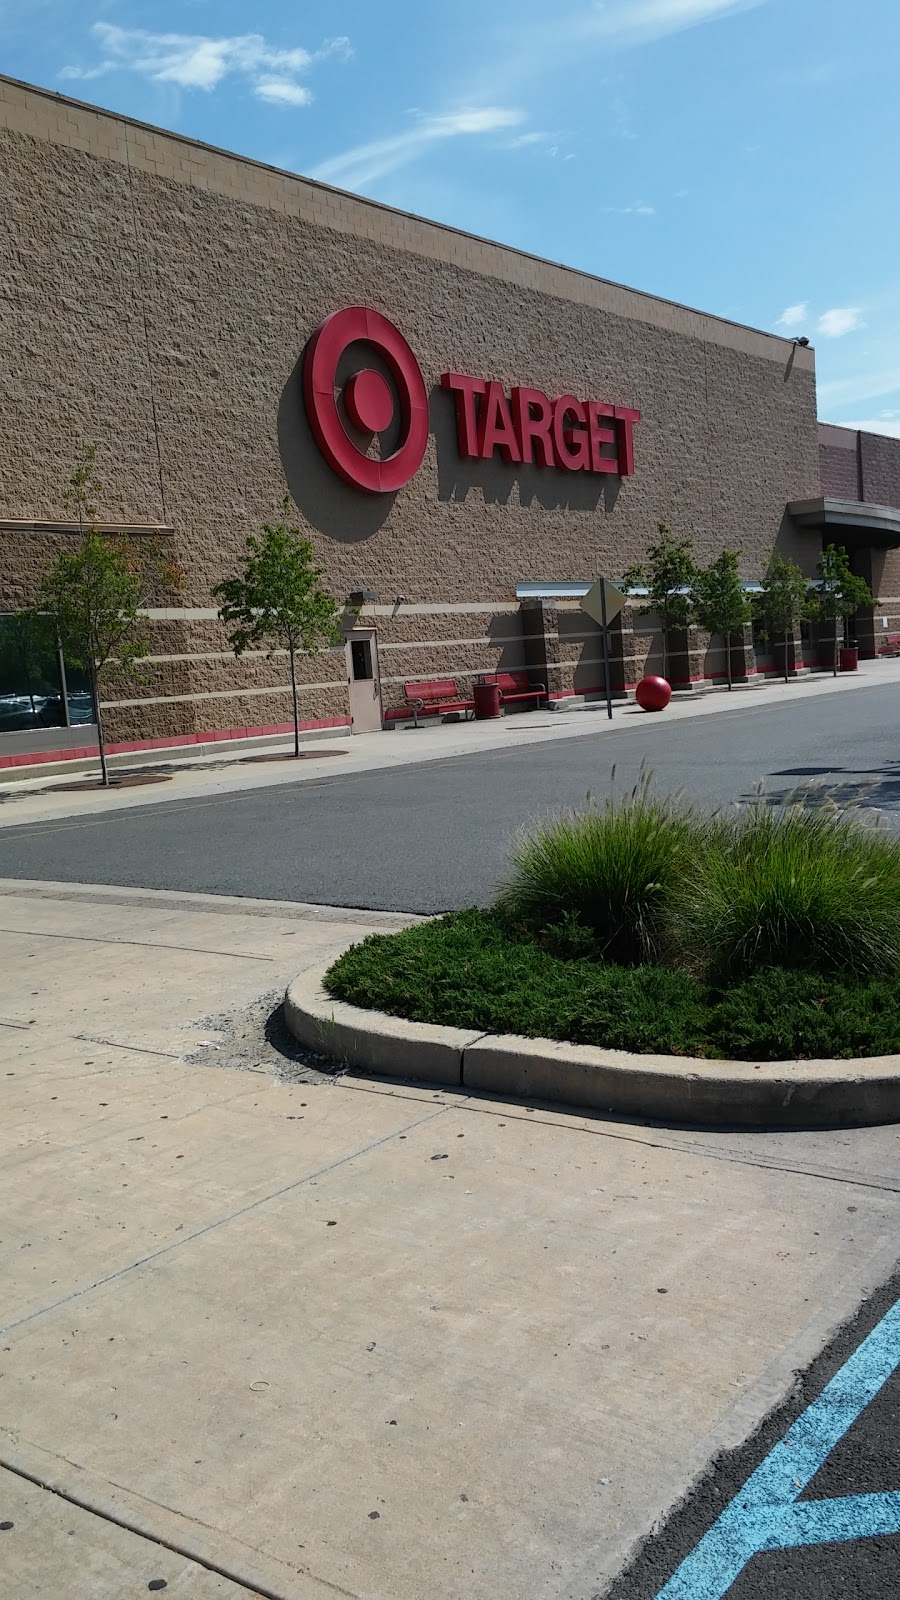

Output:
xmin=482 ymin=670 xmax=548 ymax=709
xmin=403 ymin=678 xmax=475 ymax=727
xmin=878 ymin=633 xmax=900 ymax=657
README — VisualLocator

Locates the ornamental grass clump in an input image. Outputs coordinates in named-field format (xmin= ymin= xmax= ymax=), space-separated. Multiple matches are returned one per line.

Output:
xmin=495 ymin=770 xmax=701 ymax=965
xmin=680 ymin=800 xmax=900 ymax=981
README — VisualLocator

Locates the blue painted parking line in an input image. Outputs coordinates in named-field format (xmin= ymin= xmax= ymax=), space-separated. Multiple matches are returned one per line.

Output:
xmin=654 ymin=1295 xmax=900 ymax=1599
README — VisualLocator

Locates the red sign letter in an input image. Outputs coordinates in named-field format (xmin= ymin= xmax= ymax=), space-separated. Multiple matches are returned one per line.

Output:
xmin=512 ymin=387 xmax=555 ymax=467
xmin=614 ymin=407 xmax=641 ymax=476
xmin=585 ymin=402 xmax=618 ymax=474
xmin=552 ymin=396 xmax=590 ymax=472
xmin=478 ymin=382 xmax=522 ymax=464
xmin=441 ymin=373 xmax=486 ymax=458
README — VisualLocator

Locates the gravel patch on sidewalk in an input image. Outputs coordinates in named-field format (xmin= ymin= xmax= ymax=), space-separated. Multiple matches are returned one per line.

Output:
xmin=185 ymin=987 xmax=344 ymax=1084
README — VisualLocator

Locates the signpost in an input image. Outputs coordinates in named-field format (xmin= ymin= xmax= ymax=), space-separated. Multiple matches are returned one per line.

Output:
xmin=580 ymin=578 xmax=626 ymax=721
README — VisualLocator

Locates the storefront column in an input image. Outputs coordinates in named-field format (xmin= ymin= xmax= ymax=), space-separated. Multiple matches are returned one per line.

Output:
xmin=519 ymin=599 xmax=576 ymax=700
xmin=703 ymin=623 xmax=756 ymax=685
xmin=730 ymin=621 xmax=756 ymax=682
xmin=848 ymin=547 xmax=882 ymax=658
xmin=781 ymin=622 xmax=810 ymax=677
xmin=666 ymin=626 xmax=702 ymax=690
xmin=616 ymin=604 xmax=652 ymax=693
xmin=602 ymin=607 xmax=634 ymax=696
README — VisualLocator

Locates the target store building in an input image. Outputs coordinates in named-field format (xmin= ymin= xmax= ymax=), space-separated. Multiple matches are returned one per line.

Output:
xmin=2 ymin=75 xmax=898 ymax=765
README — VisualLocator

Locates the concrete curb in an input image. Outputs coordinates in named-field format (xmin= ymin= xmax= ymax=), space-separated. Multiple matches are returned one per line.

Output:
xmin=284 ymin=968 xmax=485 ymax=1086
xmin=284 ymin=964 xmax=900 ymax=1128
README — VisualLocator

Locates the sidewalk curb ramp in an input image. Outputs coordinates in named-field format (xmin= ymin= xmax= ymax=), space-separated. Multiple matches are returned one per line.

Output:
xmin=284 ymin=964 xmax=900 ymax=1129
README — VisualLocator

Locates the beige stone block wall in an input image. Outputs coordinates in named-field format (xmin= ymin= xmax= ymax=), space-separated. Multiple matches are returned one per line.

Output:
xmin=0 ymin=76 xmax=822 ymax=746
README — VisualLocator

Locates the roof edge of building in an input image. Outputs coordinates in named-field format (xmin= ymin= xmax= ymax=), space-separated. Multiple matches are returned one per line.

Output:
xmin=1 ymin=72 xmax=815 ymax=369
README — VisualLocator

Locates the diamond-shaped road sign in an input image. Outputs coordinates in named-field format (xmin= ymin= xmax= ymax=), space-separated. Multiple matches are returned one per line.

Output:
xmin=579 ymin=579 xmax=626 ymax=721
xmin=580 ymin=578 xmax=626 ymax=628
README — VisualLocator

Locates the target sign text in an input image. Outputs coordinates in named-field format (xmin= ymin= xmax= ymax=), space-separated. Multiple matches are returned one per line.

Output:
xmin=303 ymin=307 xmax=641 ymax=494
xmin=441 ymin=375 xmax=640 ymax=476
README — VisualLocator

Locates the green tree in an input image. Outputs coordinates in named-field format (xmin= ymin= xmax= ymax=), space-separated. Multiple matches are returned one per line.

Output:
xmin=694 ymin=549 xmax=752 ymax=690
xmin=34 ymin=446 xmax=172 ymax=786
xmin=811 ymin=543 xmax=874 ymax=677
xmin=214 ymin=499 xmax=341 ymax=757
xmin=622 ymin=522 xmax=697 ymax=681
xmin=758 ymin=552 xmax=811 ymax=683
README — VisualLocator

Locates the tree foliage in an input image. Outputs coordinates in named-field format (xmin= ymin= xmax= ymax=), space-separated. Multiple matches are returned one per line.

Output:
xmin=757 ymin=552 xmax=811 ymax=682
xmin=35 ymin=446 xmax=177 ymax=786
xmin=811 ymin=543 xmax=874 ymax=676
xmin=213 ymin=499 xmax=341 ymax=756
xmin=694 ymin=548 xmax=752 ymax=688
xmin=622 ymin=522 xmax=697 ymax=681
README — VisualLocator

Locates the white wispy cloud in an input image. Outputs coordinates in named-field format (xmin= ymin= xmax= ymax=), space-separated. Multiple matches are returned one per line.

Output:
xmin=835 ymin=418 xmax=900 ymax=439
xmin=313 ymin=1 xmax=760 ymax=193
xmin=776 ymin=302 xmax=809 ymax=329
xmin=256 ymin=79 xmax=312 ymax=107
xmin=60 ymin=23 xmax=349 ymax=105
xmin=571 ymin=0 xmax=764 ymax=48
xmin=504 ymin=129 xmax=571 ymax=158
xmin=506 ymin=130 xmax=555 ymax=149
xmin=312 ymin=107 xmax=525 ymax=190
xmin=611 ymin=96 xmax=638 ymax=141
xmin=603 ymin=202 xmax=656 ymax=216
xmin=483 ymin=0 xmax=766 ymax=100
xmin=817 ymin=306 xmax=865 ymax=338
xmin=817 ymin=367 xmax=900 ymax=410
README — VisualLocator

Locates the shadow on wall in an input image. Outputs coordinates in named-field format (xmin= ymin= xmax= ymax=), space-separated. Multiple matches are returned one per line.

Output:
xmin=277 ymin=353 xmax=396 ymax=545
xmin=774 ymin=507 xmax=818 ymax=574
xmin=487 ymin=611 xmax=527 ymax=671
xmin=556 ymin=611 xmax=606 ymax=693
xmin=430 ymin=385 xmax=622 ymax=513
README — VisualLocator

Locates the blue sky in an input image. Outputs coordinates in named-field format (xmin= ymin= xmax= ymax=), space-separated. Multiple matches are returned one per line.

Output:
xmin=4 ymin=0 xmax=900 ymax=433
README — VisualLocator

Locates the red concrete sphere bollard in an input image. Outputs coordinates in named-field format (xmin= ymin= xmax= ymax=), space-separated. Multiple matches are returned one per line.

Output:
xmin=635 ymin=675 xmax=672 ymax=712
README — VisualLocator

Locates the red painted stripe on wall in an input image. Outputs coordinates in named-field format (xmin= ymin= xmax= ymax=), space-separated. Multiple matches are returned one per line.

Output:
xmin=0 ymin=716 xmax=351 ymax=771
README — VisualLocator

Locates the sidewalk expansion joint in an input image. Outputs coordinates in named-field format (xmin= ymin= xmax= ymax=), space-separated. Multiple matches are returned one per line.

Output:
xmin=0 ymin=1454 xmax=296 ymax=1600
xmin=72 ymin=1034 xmax=187 ymax=1060
xmin=1 ymin=1103 xmax=451 ymax=1339
xmin=0 ymin=926 xmax=276 ymax=960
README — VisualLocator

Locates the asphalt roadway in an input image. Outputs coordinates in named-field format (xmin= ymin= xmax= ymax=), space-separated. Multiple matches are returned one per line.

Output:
xmin=0 ymin=682 xmax=896 ymax=913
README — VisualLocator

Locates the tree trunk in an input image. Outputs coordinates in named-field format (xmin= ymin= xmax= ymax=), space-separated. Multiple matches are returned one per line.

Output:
xmin=91 ymin=664 xmax=110 ymax=786
xmin=289 ymin=642 xmax=300 ymax=758
xmin=661 ymin=607 xmax=668 ymax=682
xmin=726 ymin=631 xmax=733 ymax=690
xmin=783 ymin=629 xmax=790 ymax=683
xmin=833 ymin=617 xmax=839 ymax=677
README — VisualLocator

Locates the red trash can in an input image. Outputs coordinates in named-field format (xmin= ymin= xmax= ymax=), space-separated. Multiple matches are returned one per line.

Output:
xmin=473 ymin=680 xmax=501 ymax=719
xmin=839 ymin=646 xmax=859 ymax=672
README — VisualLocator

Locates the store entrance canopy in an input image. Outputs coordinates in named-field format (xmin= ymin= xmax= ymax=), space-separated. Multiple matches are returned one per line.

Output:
xmin=788 ymin=497 xmax=900 ymax=550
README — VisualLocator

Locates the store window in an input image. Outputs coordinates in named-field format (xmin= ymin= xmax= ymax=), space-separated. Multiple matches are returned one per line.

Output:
xmin=350 ymin=638 xmax=374 ymax=681
xmin=0 ymin=615 xmax=95 ymax=734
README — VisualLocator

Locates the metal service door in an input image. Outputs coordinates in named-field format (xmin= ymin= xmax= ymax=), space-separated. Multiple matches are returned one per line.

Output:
xmin=346 ymin=630 xmax=383 ymax=733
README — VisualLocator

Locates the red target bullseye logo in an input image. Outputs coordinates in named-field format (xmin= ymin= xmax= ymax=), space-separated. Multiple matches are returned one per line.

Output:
xmin=303 ymin=308 xmax=429 ymax=494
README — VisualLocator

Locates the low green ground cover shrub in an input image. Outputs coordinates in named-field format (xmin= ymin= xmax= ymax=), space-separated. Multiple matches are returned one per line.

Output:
xmin=707 ymin=968 xmax=900 ymax=1060
xmin=324 ymin=785 xmax=900 ymax=1062
xmin=324 ymin=909 xmax=900 ymax=1061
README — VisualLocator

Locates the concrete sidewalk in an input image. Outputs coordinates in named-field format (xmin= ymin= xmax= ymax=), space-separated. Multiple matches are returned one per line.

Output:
xmin=3 ymin=880 xmax=900 ymax=1598
xmin=2 ymin=656 xmax=899 ymax=834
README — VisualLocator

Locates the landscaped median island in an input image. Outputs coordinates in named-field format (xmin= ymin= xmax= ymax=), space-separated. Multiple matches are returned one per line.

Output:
xmin=323 ymin=779 xmax=900 ymax=1064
